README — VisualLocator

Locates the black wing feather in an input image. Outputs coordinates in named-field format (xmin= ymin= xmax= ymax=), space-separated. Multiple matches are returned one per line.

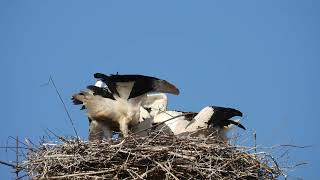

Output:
xmin=208 ymin=106 xmax=244 ymax=129
xmin=94 ymin=73 xmax=179 ymax=99
xmin=224 ymin=119 xmax=246 ymax=130
xmin=94 ymin=73 xmax=119 ymax=97
xmin=87 ymin=85 xmax=115 ymax=100
xmin=110 ymin=74 xmax=159 ymax=99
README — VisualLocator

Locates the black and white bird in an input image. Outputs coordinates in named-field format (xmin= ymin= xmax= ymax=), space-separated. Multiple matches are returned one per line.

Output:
xmin=153 ymin=106 xmax=245 ymax=140
xmin=72 ymin=73 xmax=179 ymax=141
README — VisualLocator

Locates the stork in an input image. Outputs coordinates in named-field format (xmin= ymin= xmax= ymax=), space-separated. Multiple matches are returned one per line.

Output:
xmin=152 ymin=106 xmax=245 ymax=140
xmin=72 ymin=73 xmax=179 ymax=141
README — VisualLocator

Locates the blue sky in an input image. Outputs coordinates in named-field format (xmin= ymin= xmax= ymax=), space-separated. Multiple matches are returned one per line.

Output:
xmin=1 ymin=1 xmax=319 ymax=179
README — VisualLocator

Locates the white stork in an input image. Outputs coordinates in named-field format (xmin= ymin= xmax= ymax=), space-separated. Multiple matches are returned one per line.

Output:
xmin=152 ymin=106 xmax=245 ymax=140
xmin=72 ymin=73 xmax=179 ymax=141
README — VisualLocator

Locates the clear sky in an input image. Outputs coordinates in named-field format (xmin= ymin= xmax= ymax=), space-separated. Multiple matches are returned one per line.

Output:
xmin=0 ymin=1 xmax=319 ymax=179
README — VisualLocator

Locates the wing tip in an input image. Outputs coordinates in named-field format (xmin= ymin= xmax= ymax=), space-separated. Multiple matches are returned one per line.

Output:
xmin=235 ymin=122 xmax=246 ymax=130
xmin=227 ymin=119 xmax=246 ymax=130
xmin=94 ymin=73 xmax=108 ymax=79
xmin=155 ymin=80 xmax=180 ymax=95
xmin=210 ymin=106 xmax=243 ymax=117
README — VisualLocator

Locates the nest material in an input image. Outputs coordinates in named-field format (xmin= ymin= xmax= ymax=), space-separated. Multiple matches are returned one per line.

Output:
xmin=24 ymin=132 xmax=281 ymax=179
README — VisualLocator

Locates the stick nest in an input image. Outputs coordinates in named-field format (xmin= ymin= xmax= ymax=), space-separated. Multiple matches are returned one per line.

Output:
xmin=23 ymin=132 xmax=282 ymax=179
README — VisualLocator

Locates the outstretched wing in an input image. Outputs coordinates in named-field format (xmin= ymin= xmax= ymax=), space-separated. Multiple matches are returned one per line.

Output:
xmin=94 ymin=73 xmax=180 ymax=99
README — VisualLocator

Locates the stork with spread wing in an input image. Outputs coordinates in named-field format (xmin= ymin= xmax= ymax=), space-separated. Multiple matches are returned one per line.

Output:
xmin=72 ymin=73 xmax=179 ymax=141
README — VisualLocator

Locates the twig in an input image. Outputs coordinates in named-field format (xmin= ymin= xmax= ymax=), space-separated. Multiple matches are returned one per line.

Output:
xmin=148 ymin=158 xmax=179 ymax=180
xmin=45 ymin=128 xmax=69 ymax=143
xmin=168 ymin=152 xmax=196 ymax=161
xmin=38 ymin=169 xmax=114 ymax=179
xmin=46 ymin=76 xmax=79 ymax=140
xmin=0 ymin=160 xmax=17 ymax=169
xmin=8 ymin=136 xmax=29 ymax=149
xmin=15 ymin=136 xmax=19 ymax=180
xmin=131 ymin=112 xmax=196 ymax=135
xmin=254 ymin=131 xmax=257 ymax=154
xmin=136 ymin=166 xmax=159 ymax=179
xmin=0 ymin=147 xmax=34 ymax=150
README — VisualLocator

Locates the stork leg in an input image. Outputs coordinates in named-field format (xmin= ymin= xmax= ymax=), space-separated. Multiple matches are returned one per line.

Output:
xmin=89 ymin=120 xmax=104 ymax=142
xmin=119 ymin=118 xmax=129 ymax=137
xmin=101 ymin=123 xmax=113 ymax=140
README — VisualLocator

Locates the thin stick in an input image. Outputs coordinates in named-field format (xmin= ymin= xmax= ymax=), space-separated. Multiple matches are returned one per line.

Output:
xmin=48 ymin=76 xmax=79 ymax=140
xmin=0 ymin=147 xmax=33 ymax=150
xmin=46 ymin=128 xmax=69 ymax=143
xmin=131 ymin=112 xmax=195 ymax=136
xmin=38 ymin=169 xmax=114 ymax=179
xmin=0 ymin=160 xmax=17 ymax=168
xmin=148 ymin=158 xmax=179 ymax=180
xmin=15 ymin=136 xmax=19 ymax=180
xmin=254 ymin=131 xmax=257 ymax=154
xmin=8 ymin=136 xmax=29 ymax=148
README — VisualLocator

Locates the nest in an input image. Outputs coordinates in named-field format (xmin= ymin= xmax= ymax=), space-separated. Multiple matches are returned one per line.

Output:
xmin=22 ymin=131 xmax=282 ymax=179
